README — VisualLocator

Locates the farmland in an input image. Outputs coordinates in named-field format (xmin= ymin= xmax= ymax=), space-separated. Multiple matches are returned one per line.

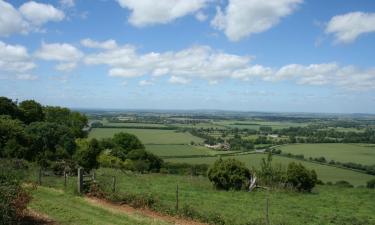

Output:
xmin=279 ymin=143 xmax=375 ymax=165
xmin=165 ymin=153 xmax=375 ymax=186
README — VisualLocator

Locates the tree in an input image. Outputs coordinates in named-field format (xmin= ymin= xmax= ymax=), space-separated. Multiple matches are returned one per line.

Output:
xmin=0 ymin=116 xmax=28 ymax=158
xmin=112 ymin=132 xmax=144 ymax=154
xmin=26 ymin=122 xmax=76 ymax=166
xmin=208 ymin=158 xmax=251 ymax=190
xmin=18 ymin=100 xmax=44 ymax=124
xmin=286 ymin=162 xmax=317 ymax=192
xmin=126 ymin=149 xmax=163 ymax=172
xmin=0 ymin=97 xmax=20 ymax=119
xmin=74 ymin=139 xmax=102 ymax=171
xmin=366 ymin=179 xmax=375 ymax=189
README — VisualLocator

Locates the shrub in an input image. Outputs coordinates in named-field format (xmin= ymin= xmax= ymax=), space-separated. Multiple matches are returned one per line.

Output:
xmin=367 ymin=179 xmax=375 ymax=189
xmin=286 ymin=162 xmax=317 ymax=192
xmin=207 ymin=158 xmax=251 ymax=190
xmin=334 ymin=180 xmax=353 ymax=188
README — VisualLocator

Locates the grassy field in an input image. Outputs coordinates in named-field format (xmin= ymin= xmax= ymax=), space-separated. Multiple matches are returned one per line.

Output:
xmin=89 ymin=128 xmax=204 ymax=144
xmin=94 ymin=169 xmax=375 ymax=225
xmin=145 ymin=144 xmax=236 ymax=157
xmin=165 ymin=154 xmax=375 ymax=186
xmin=29 ymin=186 xmax=168 ymax=225
xmin=279 ymin=143 xmax=375 ymax=165
xmin=212 ymin=120 xmax=309 ymax=130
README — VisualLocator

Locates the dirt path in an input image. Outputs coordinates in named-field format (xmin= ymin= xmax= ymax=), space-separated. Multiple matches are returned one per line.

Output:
xmin=85 ymin=197 xmax=208 ymax=225
xmin=21 ymin=209 xmax=58 ymax=225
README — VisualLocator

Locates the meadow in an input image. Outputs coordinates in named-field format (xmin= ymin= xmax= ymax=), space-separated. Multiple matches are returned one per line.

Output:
xmin=89 ymin=128 xmax=204 ymax=144
xmin=212 ymin=120 xmax=309 ymax=130
xmin=279 ymin=143 xmax=375 ymax=165
xmin=165 ymin=153 xmax=375 ymax=186
xmin=145 ymin=144 xmax=236 ymax=157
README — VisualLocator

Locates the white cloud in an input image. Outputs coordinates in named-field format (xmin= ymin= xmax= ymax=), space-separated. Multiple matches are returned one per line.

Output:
xmin=0 ymin=0 xmax=65 ymax=36
xmin=139 ymin=80 xmax=154 ymax=86
xmin=168 ymin=76 xmax=191 ymax=84
xmin=35 ymin=42 xmax=83 ymax=62
xmin=0 ymin=0 xmax=28 ymax=36
xmin=325 ymin=12 xmax=375 ymax=44
xmin=19 ymin=1 xmax=65 ymax=26
xmin=60 ymin=0 xmax=75 ymax=8
xmin=211 ymin=0 xmax=302 ymax=41
xmin=116 ymin=0 xmax=208 ymax=27
xmin=16 ymin=74 xmax=38 ymax=80
xmin=83 ymin=40 xmax=375 ymax=91
xmin=0 ymin=41 xmax=36 ymax=73
xmin=195 ymin=11 xmax=207 ymax=22
xmin=55 ymin=62 xmax=77 ymax=72
xmin=81 ymin=38 xmax=118 ymax=50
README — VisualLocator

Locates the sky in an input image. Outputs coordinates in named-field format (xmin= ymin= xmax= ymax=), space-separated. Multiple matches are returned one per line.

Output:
xmin=0 ymin=0 xmax=375 ymax=113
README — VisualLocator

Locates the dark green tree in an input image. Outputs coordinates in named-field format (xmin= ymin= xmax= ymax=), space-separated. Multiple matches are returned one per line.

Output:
xmin=18 ymin=100 xmax=44 ymax=124
xmin=74 ymin=138 xmax=102 ymax=171
xmin=0 ymin=97 xmax=20 ymax=119
xmin=112 ymin=132 xmax=145 ymax=154
xmin=286 ymin=162 xmax=317 ymax=192
xmin=0 ymin=116 xmax=28 ymax=158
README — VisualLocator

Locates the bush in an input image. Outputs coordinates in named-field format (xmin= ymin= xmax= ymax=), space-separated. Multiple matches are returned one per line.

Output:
xmin=367 ymin=179 xmax=375 ymax=189
xmin=207 ymin=158 xmax=251 ymax=190
xmin=286 ymin=162 xmax=317 ymax=192
xmin=334 ymin=180 xmax=354 ymax=188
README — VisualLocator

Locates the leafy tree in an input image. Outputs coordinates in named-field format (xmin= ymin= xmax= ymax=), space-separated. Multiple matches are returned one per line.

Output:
xmin=0 ymin=116 xmax=28 ymax=158
xmin=0 ymin=97 xmax=20 ymax=119
xmin=286 ymin=162 xmax=317 ymax=192
xmin=74 ymin=138 xmax=102 ymax=171
xmin=366 ymin=179 xmax=375 ymax=189
xmin=126 ymin=149 xmax=163 ymax=172
xmin=18 ymin=100 xmax=44 ymax=124
xmin=208 ymin=158 xmax=251 ymax=190
xmin=26 ymin=122 xmax=76 ymax=166
xmin=112 ymin=132 xmax=144 ymax=154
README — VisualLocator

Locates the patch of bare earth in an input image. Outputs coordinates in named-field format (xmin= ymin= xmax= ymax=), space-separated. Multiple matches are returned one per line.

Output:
xmin=85 ymin=197 xmax=208 ymax=225
xmin=20 ymin=209 xmax=58 ymax=225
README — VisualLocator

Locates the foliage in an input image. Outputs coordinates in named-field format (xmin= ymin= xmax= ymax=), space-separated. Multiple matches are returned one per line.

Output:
xmin=286 ymin=162 xmax=317 ymax=192
xmin=18 ymin=100 xmax=44 ymax=124
xmin=207 ymin=158 xmax=251 ymax=190
xmin=112 ymin=132 xmax=145 ymax=154
xmin=258 ymin=152 xmax=286 ymax=187
xmin=366 ymin=179 xmax=375 ymax=189
xmin=0 ymin=97 xmax=20 ymax=119
xmin=74 ymin=138 xmax=102 ymax=171
xmin=0 ymin=116 xmax=28 ymax=158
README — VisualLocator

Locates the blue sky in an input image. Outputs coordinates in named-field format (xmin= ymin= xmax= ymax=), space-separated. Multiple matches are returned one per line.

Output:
xmin=0 ymin=0 xmax=375 ymax=113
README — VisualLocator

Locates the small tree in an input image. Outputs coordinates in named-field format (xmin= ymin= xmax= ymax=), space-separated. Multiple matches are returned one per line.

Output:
xmin=286 ymin=162 xmax=317 ymax=192
xmin=208 ymin=158 xmax=251 ymax=190
xmin=74 ymin=138 xmax=102 ymax=171
xmin=367 ymin=179 xmax=375 ymax=189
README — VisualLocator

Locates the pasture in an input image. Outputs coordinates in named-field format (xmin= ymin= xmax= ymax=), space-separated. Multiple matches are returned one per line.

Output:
xmin=166 ymin=154 xmax=375 ymax=186
xmin=279 ymin=143 xmax=375 ymax=165
xmin=89 ymin=128 xmax=204 ymax=144
xmin=212 ymin=120 xmax=309 ymax=130
xmin=145 ymin=144 xmax=235 ymax=157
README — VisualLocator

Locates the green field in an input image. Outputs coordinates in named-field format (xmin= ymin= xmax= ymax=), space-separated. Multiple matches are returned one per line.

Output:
xmin=212 ymin=120 xmax=309 ymax=130
xmin=29 ymin=186 xmax=168 ymax=225
xmin=145 ymin=144 xmax=234 ymax=157
xmin=94 ymin=169 xmax=375 ymax=225
xmin=279 ymin=143 xmax=375 ymax=165
xmin=89 ymin=128 xmax=204 ymax=144
xmin=166 ymin=154 xmax=375 ymax=186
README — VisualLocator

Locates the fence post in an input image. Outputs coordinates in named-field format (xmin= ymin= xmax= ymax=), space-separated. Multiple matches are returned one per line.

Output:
xmin=176 ymin=184 xmax=179 ymax=211
xmin=265 ymin=195 xmax=270 ymax=225
xmin=38 ymin=168 xmax=42 ymax=185
xmin=64 ymin=171 xmax=67 ymax=188
xmin=112 ymin=176 xmax=116 ymax=192
xmin=77 ymin=168 xmax=83 ymax=194
xmin=92 ymin=170 xmax=96 ymax=181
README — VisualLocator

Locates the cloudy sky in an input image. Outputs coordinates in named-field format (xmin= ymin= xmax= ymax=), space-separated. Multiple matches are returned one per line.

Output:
xmin=1 ymin=0 xmax=375 ymax=113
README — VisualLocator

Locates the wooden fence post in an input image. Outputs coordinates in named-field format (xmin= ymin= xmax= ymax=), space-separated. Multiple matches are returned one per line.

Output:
xmin=176 ymin=184 xmax=179 ymax=211
xmin=38 ymin=168 xmax=42 ymax=185
xmin=64 ymin=171 xmax=67 ymax=188
xmin=77 ymin=168 xmax=83 ymax=194
xmin=265 ymin=195 xmax=270 ymax=225
xmin=112 ymin=176 xmax=116 ymax=192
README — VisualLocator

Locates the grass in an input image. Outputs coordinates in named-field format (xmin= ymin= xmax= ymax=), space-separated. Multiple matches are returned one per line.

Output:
xmin=212 ymin=120 xmax=309 ymax=130
xmin=94 ymin=169 xmax=375 ymax=225
xmin=89 ymin=128 xmax=204 ymax=144
xmin=28 ymin=186 xmax=169 ymax=225
xmin=145 ymin=144 xmax=231 ymax=157
xmin=165 ymin=154 xmax=375 ymax=186
xmin=279 ymin=143 xmax=375 ymax=165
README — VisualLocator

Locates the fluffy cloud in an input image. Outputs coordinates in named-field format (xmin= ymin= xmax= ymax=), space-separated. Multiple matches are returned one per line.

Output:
xmin=211 ymin=0 xmax=302 ymax=41
xmin=0 ymin=41 xmax=36 ymax=80
xmin=325 ymin=12 xmax=375 ymax=44
xmin=81 ymin=38 xmax=118 ymax=50
xmin=139 ymin=80 xmax=154 ymax=86
xmin=60 ymin=0 xmax=75 ymax=8
xmin=0 ymin=0 xmax=28 ymax=36
xmin=19 ymin=1 xmax=64 ymax=25
xmin=0 ymin=0 xmax=65 ymax=36
xmin=35 ymin=42 xmax=83 ymax=62
xmin=116 ymin=0 xmax=208 ymax=27
xmin=83 ymin=41 xmax=375 ymax=90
